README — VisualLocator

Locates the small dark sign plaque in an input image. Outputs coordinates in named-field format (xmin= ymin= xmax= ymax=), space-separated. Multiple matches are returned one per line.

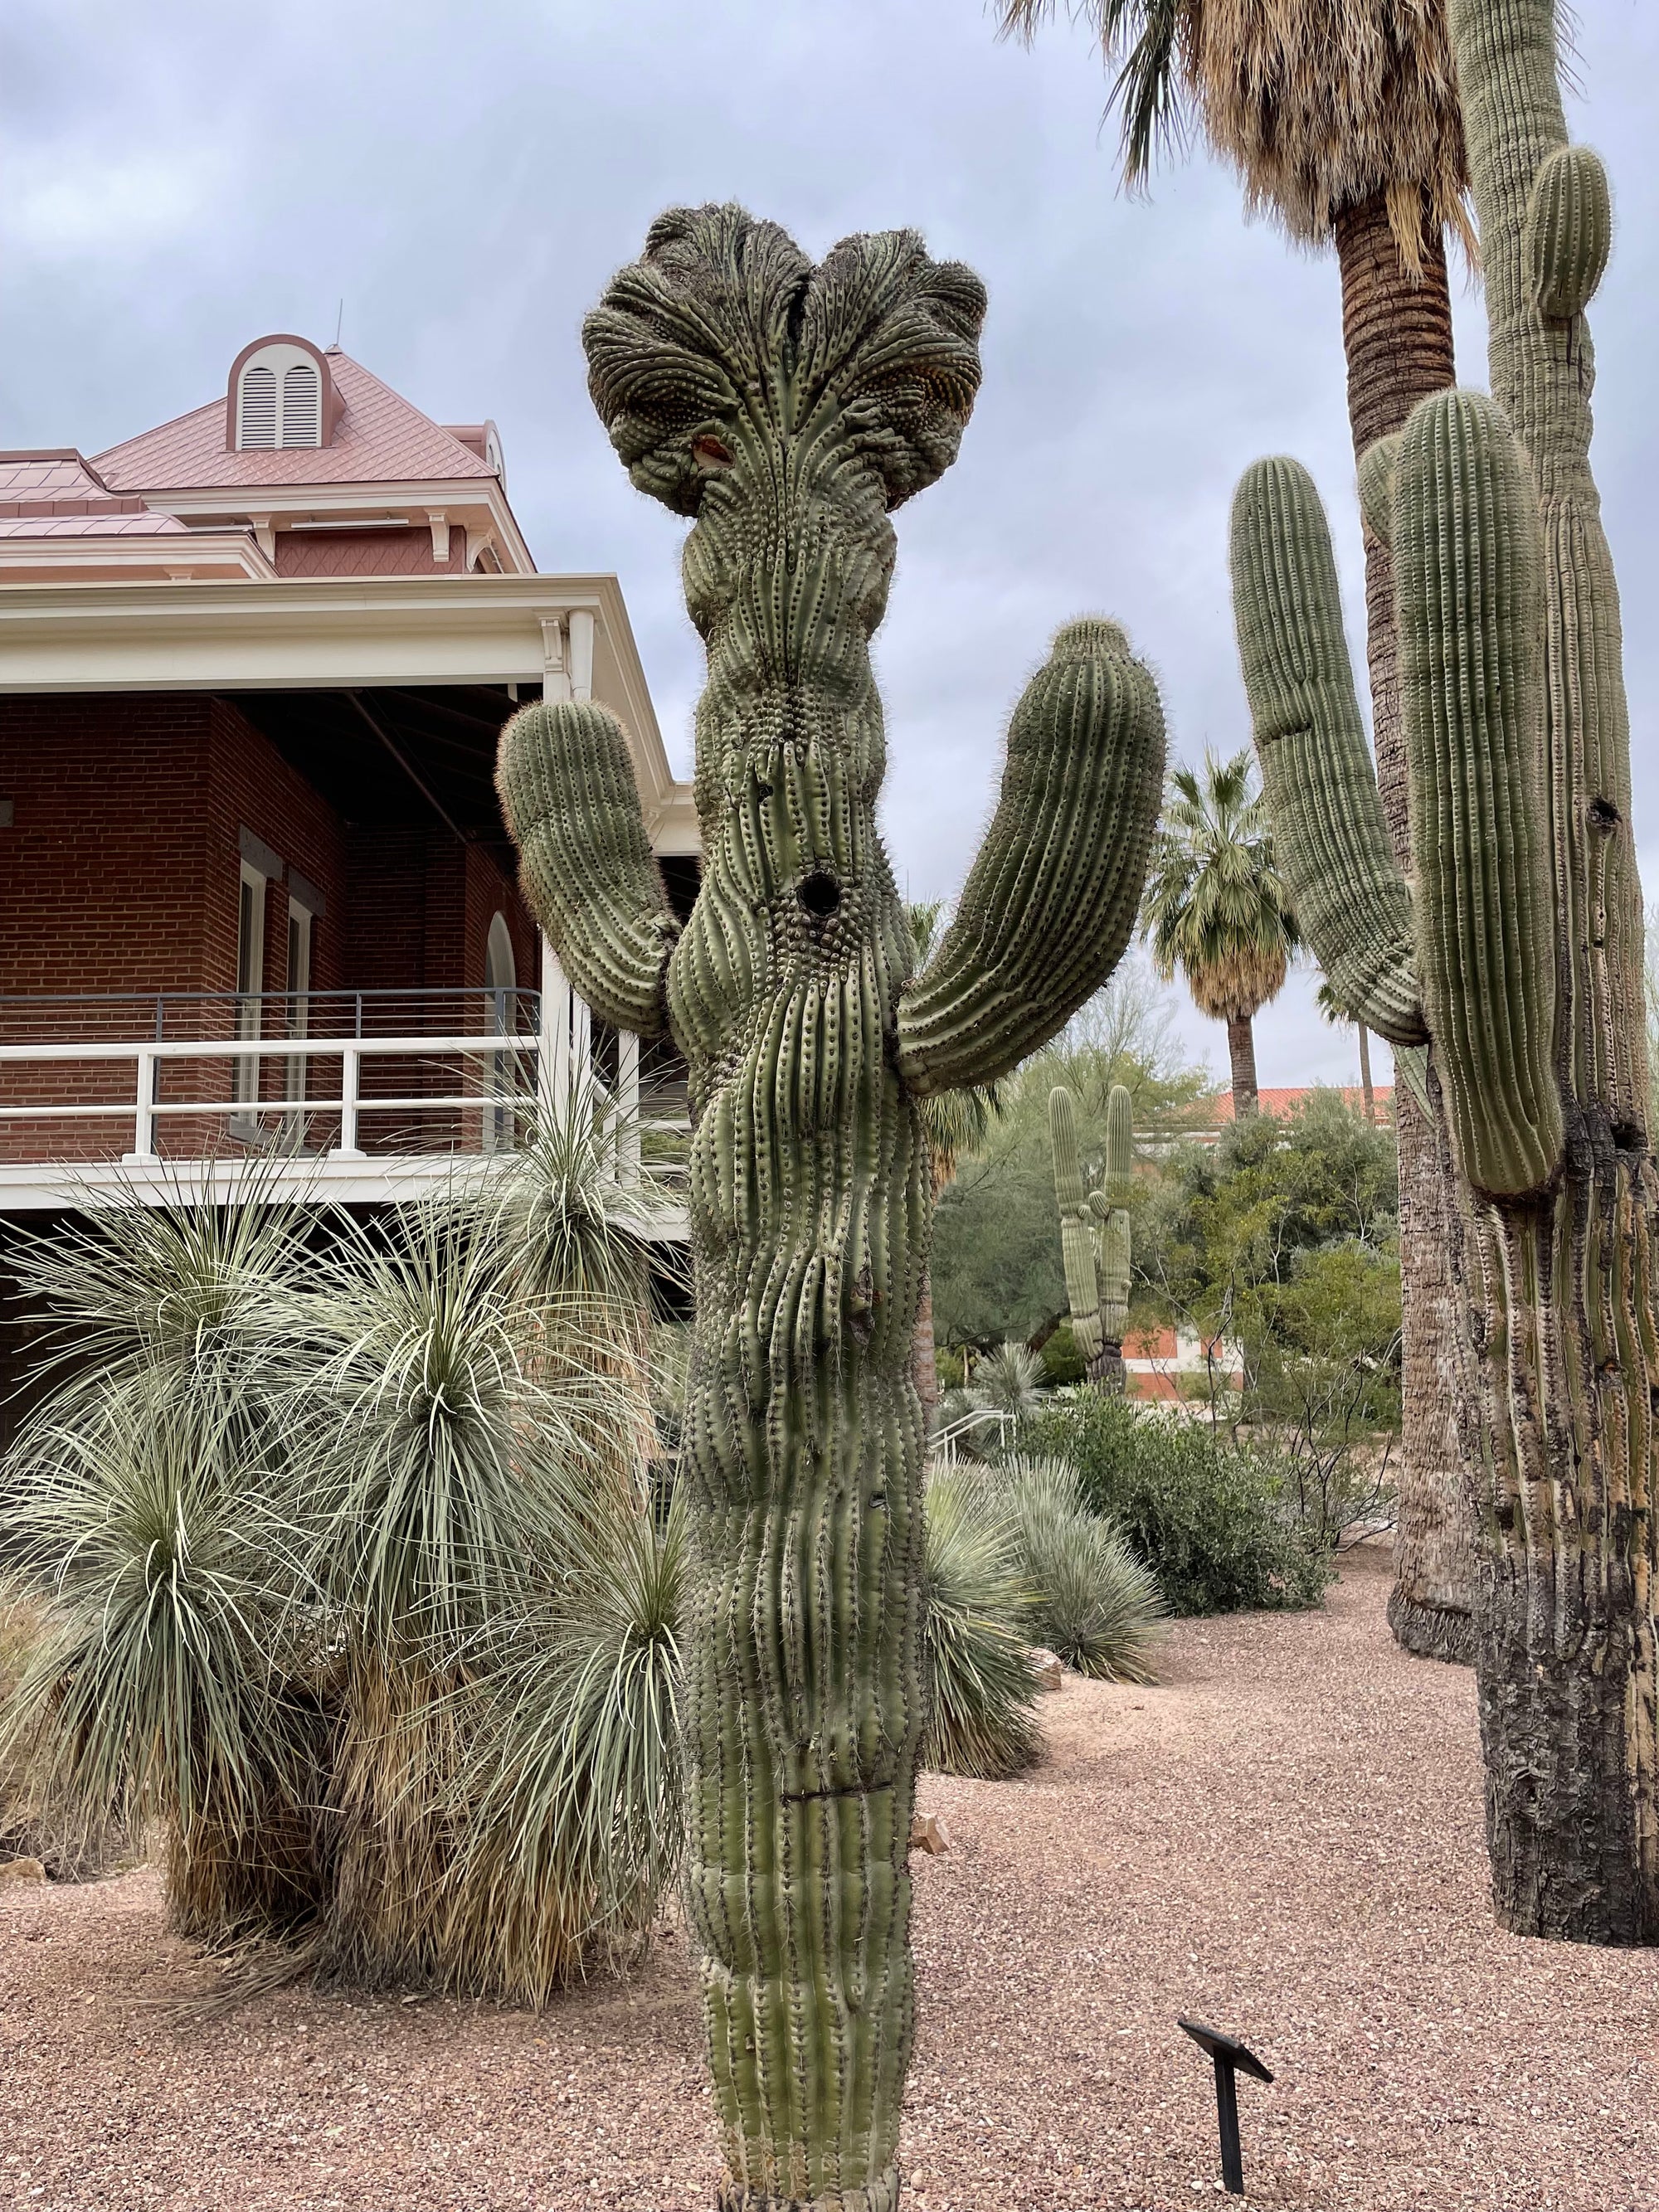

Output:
xmin=1178 ymin=2018 xmax=1273 ymax=2196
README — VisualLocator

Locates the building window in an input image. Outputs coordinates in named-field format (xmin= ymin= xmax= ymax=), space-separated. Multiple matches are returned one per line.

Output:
xmin=484 ymin=912 xmax=516 ymax=1153
xmin=235 ymin=343 xmax=325 ymax=450
xmin=285 ymin=897 xmax=314 ymax=1119
xmin=232 ymin=861 xmax=266 ymax=1119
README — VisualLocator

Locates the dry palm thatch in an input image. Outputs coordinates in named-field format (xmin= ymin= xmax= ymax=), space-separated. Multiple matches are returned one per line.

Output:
xmin=1141 ymin=747 xmax=1296 ymax=1023
xmin=999 ymin=0 xmax=1472 ymax=270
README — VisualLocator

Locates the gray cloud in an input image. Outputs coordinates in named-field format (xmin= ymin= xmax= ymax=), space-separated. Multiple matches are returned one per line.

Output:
xmin=2 ymin=0 xmax=1652 ymax=1094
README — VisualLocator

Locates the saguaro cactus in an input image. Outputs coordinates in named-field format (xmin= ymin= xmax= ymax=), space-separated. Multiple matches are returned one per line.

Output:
xmin=1049 ymin=1082 xmax=1134 ymax=1392
xmin=1230 ymin=0 xmax=1657 ymax=1943
xmin=498 ymin=207 xmax=1165 ymax=2205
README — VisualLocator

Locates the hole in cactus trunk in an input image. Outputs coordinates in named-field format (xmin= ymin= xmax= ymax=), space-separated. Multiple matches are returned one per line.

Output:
xmin=797 ymin=870 xmax=842 ymax=921
xmin=1588 ymin=795 xmax=1622 ymax=831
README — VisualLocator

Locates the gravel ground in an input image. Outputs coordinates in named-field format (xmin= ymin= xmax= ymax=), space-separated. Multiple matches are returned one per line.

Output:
xmin=2 ymin=1549 xmax=1655 ymax=2211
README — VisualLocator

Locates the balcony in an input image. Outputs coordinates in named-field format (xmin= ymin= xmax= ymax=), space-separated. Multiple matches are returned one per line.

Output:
xmin=0 ymin=985 xmax=688 ymax=1226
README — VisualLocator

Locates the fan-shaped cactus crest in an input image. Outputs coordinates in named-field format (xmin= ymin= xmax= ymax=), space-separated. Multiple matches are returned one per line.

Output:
xmin=498 ymin=205 xmax=1165 ymax=2206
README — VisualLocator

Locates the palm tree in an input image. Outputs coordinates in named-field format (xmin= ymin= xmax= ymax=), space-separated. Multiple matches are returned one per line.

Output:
xmin=1316 ymin=975 xmax=1374 ymax=1123
xmin=907 ymin=899 xmax=995 ymax=1412
xmin=1141 ymin=749 xmax=1295 ymax=1119
xmin=999 ymin=0 xmax=1473 ymax=1660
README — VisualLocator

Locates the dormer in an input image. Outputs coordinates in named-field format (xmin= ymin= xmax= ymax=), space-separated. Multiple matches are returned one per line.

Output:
xmin=442 ymin=420 xmax=507 ymax=485
xmin=225 ymin=336 xmax=344 ymax=452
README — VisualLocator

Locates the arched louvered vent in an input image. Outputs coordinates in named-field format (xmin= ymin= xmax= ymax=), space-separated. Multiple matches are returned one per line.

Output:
xmin=239 ymin=365 xmax=277 ymax=449
xmin=231 ymin=338 xmax=333 ymax=451
xmin=280 ymin=362 xmax=321 ymax=447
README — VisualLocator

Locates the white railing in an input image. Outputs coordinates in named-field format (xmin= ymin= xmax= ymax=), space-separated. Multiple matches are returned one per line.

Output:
xmin=930 ymin=1405 xmax=1017 ymax=1469
xmin=0 ymin=1030 xmax=689 ymax=1182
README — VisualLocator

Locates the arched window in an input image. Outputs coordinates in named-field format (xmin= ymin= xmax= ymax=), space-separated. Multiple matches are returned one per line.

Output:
xmin=231 ymin=340 xmax=329 ymax=450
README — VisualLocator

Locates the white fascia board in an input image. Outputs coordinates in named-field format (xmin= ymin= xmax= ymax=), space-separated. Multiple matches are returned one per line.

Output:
xmin=140 ymin=479 xmax=538 ymax=573
xmin=0 ymin=1151 xmax=689 ymax=1233
xmin=0 ymin=571 xmax=695 ymax=851
xmin=0 ymin=532 xmax=274 ymax=581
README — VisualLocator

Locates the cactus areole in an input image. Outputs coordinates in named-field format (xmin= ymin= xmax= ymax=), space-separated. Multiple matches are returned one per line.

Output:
xmin=498 ymin=206 xmax=1165 ymax=2205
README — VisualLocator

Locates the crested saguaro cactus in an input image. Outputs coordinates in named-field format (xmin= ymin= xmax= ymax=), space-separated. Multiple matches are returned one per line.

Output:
xmin=1230 ymin=0 xmax=1657 ymax=1944
xmin=1048 ymin=1081 xmax=1134 ymax=1391
xmin=498 ymin=207 xmax=1165 ymax=2205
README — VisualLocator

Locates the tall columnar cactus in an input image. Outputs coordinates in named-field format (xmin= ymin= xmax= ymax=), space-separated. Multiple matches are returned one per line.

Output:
xmin=498 ymin=207 xmax=1166 ymax=2205
xmin=1097 ymin=1082 xmax=1135 ymax=1361
xmin=1230 ymin=0 xmax=1657 ymax=1943
xmin=1048 ymin=1081 xmax=1135 ymax=1393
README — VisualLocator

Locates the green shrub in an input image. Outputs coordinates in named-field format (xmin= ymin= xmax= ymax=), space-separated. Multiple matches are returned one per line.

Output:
xmin=921 ymin=1469 xmax=1039 ymax=1780
xmin=1039 ymin=1321 xmax=1087 ymax=1387
xmin=1032 ymin=1391 xmax=1331 ymax=1616
xmin=1001 ymin=1457 xmax=1165 ymax=1681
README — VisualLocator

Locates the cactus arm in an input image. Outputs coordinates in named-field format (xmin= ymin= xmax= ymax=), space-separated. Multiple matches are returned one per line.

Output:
xmin=495 ymin=699 xmax=679 ymax=1037
xmin=1395 ymin=386 xmax=1564 ymax=1197
xmin=897 ymin=619 xmax=1165 ymax=1097
xmin=1095 ymin=1083 xmax=1134 ymax=1354
xmin=1048 ymin=1085 xmax=1104 ymax=1368
xmin=1229 ymin=456 xmax=1427 ymax=1050
xmin=1452 ymin=0 xmax=1643 ymax=1128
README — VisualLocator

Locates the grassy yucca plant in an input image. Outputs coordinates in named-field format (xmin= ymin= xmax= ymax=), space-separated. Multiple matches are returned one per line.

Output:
xmin=1002 ymin=1455 xmax=1166 ymax=1684
xmin=447 ymin=1480 xmax=686 ymax=2002
xmin=1 ymin=1102 xmax=690 ymax=2002
xmin=2 ymin=1375 xmax=321 ymax=1938
xmin=922 ymin=1466 xmax=1039 ymax=1779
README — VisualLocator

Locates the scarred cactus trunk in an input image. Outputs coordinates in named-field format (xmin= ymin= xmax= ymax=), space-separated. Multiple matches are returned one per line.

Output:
xmin=499 ymin=206 xmax=1165 ymax=2203
xmin=1231 ymin=1 xmax=1657 ymax=1942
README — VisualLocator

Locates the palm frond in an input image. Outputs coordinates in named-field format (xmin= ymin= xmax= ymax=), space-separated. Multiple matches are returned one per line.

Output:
xmin=1141 ymin=746 xmax=1296 ymax=1021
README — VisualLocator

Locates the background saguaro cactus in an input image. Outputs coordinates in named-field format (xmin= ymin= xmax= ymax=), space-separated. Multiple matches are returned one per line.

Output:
xmin=1048 ymin=1081 xmax=1134 ymax=1392
xmin=498 ymin=206 xmax=1166 ymax=2206
xmin=1231 ymin=0 xmax=1657 ymax=1943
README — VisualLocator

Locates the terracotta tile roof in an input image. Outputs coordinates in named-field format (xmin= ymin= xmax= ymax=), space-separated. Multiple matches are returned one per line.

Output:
xmin=1209 ymin=1084 xmax=1394 ymax=1122
xmin=92 ymin=352 xmax=499 ymax=493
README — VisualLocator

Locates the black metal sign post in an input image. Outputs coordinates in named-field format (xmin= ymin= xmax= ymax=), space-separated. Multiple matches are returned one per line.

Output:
xmin=1178 ymin=2018 xmax=1273 ymax=2196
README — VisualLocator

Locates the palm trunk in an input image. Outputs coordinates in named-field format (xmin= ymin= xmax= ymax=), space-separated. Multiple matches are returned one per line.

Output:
xmin=1226 ymin=1015 xmax=1258 ymax=1118
xmin=1333 ymin=188 xmax=1473 ymax=1661
xmin=1356 ymin=1021 xmax=1374 ymax=1122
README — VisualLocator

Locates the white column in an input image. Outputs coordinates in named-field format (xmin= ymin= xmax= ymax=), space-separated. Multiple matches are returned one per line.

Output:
xmin=567 ymin=609 xmax=596 ymax=703
xmin=615 ymin=1029 xmax=641 ymax=1184
xmin=538 ymin=932 xmax=571 ymax=1122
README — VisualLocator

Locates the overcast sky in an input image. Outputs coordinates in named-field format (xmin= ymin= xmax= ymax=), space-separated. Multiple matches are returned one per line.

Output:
xmin=2 ymin=0 xmax=1652 ymax=1094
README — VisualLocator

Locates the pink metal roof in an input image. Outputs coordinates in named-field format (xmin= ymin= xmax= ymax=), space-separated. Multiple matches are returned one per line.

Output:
xmin=93 ymin=351 xmax=499 ymax=493
xmin=0 ymin=452 xmax=117 ymax=501
xmin=0 ymin=511 xmax=190 ymax=538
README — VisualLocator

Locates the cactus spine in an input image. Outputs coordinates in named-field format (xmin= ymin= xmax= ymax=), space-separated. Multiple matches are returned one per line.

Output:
xmin=1231 ymin=0 xmax=1657 ymax=1942
xmin=1048 ymin=1081 xmax=1133 ymax=1393
xmin=498 ymin=207 xmax=1165 ymax=2203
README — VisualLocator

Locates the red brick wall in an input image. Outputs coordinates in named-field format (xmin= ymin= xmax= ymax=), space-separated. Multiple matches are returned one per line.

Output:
xmin=0 ymin=692 xmax=535 ymax=1162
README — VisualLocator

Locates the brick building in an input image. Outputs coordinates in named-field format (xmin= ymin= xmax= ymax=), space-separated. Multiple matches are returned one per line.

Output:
xmin=0 ymin=331 xmax=697 ymax=1212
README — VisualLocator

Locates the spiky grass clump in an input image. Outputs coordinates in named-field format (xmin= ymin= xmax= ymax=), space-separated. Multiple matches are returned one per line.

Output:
xmin=2 ymin=1377 xmax=322 ymax=1938
xmin=2 ymin=1107 xmax=690 ymax=2002
xmin=922 ymin=1468 xmax=1039 ymax=1780
xmin=1003 ymin=1456 xmax=1165 ymax=1684
xmin=449 ymin=1482 xmax=686 ymax=2002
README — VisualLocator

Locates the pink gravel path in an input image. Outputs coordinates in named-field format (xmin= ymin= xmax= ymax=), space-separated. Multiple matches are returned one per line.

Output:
xmin=2 ymin=1551 xmax=1654 ymax=2210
